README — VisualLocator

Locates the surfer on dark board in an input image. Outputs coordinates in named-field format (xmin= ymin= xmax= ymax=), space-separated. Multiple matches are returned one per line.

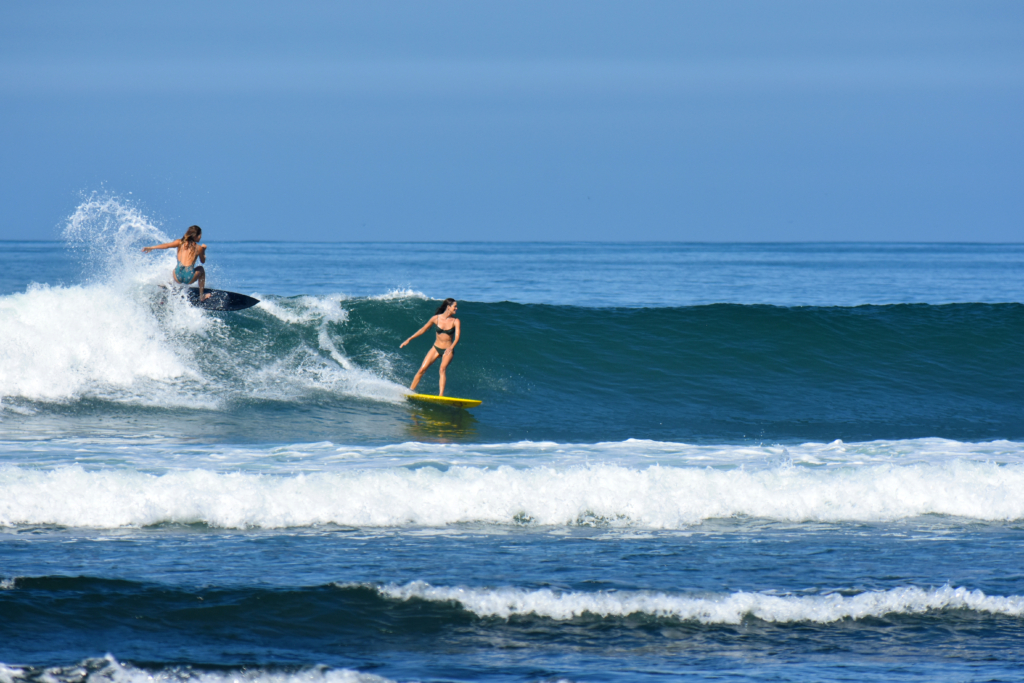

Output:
xmin=141 ymin=225 xmax=212 ymax=301
xmin=401 ymin=298 xmax=460 ymax=396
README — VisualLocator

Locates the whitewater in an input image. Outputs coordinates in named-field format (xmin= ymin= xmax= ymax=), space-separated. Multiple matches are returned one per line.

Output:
xmin=3 ymin=443 xmax=1024 ymax=529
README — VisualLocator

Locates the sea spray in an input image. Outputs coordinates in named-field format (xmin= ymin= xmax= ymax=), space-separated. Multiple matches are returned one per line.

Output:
xmin=0 ymin=194 xmax=405 ymax=406
xmin=61 ymin=193 xmax=172 ymax=287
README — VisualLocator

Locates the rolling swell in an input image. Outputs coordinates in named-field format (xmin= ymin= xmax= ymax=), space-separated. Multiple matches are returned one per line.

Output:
xmin=0 ymin=576 xmax=455 ymax=667
xmin=3 ymin=576 xmax=1023 ymax=670
xmin=2 ymin=289 xmax=1022 ymax=442
xmin=348 ymin=299 xmax=1024 ymax=442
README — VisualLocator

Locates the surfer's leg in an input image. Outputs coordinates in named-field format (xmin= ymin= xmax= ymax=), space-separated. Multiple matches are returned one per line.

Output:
xmin=190 ymin=266 xmax=211 ymax=301
xmin=410 ymin=348 xmax=440 ymax=391
xmin=438 ymin=351 xmax=453 ymax=396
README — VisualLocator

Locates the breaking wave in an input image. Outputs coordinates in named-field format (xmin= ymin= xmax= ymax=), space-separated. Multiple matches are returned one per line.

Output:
xmin=2 ymin=456 xmax=1023 ymax=529
xmin=368 ymin=581 xmax=1024 ymax=623
xmin=0 ymin=657 xmax=392 ymax=683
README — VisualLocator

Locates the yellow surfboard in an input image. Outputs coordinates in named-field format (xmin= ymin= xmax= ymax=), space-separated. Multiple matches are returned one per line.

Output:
xmin=407 ymin=393 xmax=482 ymax=409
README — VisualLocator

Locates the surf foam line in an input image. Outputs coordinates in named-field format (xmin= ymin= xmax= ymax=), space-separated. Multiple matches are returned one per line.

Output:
xmin=0 ymin=656 xmax=392 ymax=683
xmin=0 ymin=283 xmax=406 ymax=407
xmin=0 ymin=282 xmax=205 ymax=405
xmin=0 ymin=194 xmax=407 ymax=408
xmin=366 ymin=581 xmax=1024 ymax=624
xmin=3 ymin=459 xmax=1024 ymax=529
xmin=2 ymin=437 xmax=1022 ymax=475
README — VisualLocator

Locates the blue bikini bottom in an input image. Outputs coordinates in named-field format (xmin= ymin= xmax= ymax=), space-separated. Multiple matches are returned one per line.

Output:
xmin=174 ymin=263 xmax=195 ymax=283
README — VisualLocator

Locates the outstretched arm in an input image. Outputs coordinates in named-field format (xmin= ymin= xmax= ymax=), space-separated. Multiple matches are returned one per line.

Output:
xmin=142 ymin=239 xmax=181 ymax=253
xmin=400 ymin=316 xmax=437 ymax=348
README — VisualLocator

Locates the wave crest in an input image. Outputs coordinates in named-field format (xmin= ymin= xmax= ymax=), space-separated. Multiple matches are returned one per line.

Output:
xmin=2 ymin=460 xmax=1023 ymax=529
xmin=368 ymin=581 xmax=1024 ymax=623
xmin=0 ymin=657 xmax=392 ymax=683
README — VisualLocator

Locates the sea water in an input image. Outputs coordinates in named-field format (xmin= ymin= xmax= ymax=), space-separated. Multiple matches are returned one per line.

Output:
xmin=1 ymin=196 xmax=1023 ymax=682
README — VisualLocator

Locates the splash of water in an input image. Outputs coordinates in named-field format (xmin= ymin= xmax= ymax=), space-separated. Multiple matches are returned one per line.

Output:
xmin=0 ymin=194 xmax=406 ymax=408
xmin=62 ymin=193 xmax=174 ymax=286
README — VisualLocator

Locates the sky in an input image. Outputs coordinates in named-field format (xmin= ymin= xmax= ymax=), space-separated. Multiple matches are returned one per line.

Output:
xmin=1 ymin=0 xmax=1022 ymax=242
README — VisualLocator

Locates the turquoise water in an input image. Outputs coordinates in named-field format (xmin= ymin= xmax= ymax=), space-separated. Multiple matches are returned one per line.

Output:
xmin=1 ymin=198 xmax=1023 ymax=682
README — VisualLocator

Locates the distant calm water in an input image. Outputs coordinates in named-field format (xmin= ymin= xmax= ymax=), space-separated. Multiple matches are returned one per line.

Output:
xmin=2 ymin=197 xmax=1023 ymax=682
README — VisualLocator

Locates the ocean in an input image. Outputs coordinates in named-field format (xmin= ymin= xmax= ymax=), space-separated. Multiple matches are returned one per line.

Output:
xmin=2 ymin=196 xmax=1023 ymax=682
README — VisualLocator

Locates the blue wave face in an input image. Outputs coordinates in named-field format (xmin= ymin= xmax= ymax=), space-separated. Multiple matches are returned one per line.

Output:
xmin=3 ymin=289 xmax=1023 ymax=443
xmin=4 ymin=200 xmax=1021 ymax=444
xmin=4 ymin=530 xmax=1024 ymax=677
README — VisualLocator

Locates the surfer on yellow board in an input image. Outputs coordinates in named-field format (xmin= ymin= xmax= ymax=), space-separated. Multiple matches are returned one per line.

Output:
xmin=400 ymin=298 xmax=460 ymax=396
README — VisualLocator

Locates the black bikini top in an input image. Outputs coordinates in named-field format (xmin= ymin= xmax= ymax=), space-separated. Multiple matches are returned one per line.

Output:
xmin=435 ymin=322 xmax=456 ymax=337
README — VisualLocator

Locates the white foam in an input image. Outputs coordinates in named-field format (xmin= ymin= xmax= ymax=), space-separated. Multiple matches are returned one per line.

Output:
xmin=0 ymin=665 xmax=26 ymax=683
xmin=321 ymin=437 xmax=1024 ymax=469
xmin=0 ymin=196 xmax=409 ymax=408
xmin=239 ymin=294 xmax=406 ymax=400
xmin=0 ymin=657 xmax=392 ymax=683
xmin=237 ymin=346 xmax=406 ymax=403
xmin=0 ymin=281 xmax=404 ymax=407
xmin=0 ymin=283 xmax=193 ymax=402
xmin=3 ymin=458 xmax=1023 ymax=529
xmin=369 ymin=581 xmax=1024 ymax=623
xmin=0 ymin=195 xmax=215 ymax=405
xmin=255 ymin=295 xmax=357 ymax=370
xmin=257 ymin=295 xmax=350 ymax=325
xmin=368 ymin=288 xmax=428 ymax=301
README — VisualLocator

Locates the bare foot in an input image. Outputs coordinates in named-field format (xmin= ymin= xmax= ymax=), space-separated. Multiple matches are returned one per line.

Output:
xmin=201 ymin=293 xmax=212 ymax=301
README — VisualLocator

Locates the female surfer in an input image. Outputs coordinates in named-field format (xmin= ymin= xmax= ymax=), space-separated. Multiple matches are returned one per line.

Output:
xmin=141 ymin=225 xmax=211 ymax=301
xmin=400 ymin=298 xmax=460 ymax=396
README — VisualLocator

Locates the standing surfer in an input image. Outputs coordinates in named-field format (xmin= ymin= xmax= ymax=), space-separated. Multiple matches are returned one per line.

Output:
xmin=142 ymin=225 xmax=212 ymax=301
xmin=401 ymin=298 xmax=460 ymax=396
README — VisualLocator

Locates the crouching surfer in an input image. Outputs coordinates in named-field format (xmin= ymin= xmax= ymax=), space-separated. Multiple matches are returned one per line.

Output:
xmin=400 ymin=298 xmax=460 ymax=396
xmin=142 ymin=225 xmax=211 ymax=301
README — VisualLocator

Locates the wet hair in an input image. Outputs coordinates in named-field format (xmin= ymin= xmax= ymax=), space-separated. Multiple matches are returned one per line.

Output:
xmin=181 ymin=225 xmax=202 ymax=247
xmin=435 ymin=298 xmax=456 ymax=315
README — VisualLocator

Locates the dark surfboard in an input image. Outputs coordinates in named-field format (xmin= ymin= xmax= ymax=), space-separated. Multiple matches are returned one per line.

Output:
xmin=185 ymin=287 xmax=260 ymax=311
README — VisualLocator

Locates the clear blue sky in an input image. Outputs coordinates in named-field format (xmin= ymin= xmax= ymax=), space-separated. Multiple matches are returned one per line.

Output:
xmin=2 ymin=1 xmax=1022 ymax=241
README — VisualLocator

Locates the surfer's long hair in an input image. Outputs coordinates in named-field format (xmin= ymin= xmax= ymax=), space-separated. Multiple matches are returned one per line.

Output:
xmin=181 ymin=225 xmax=202 ymax=248
xmin=178 ymin=225 xmax=202 ymax=258
xmin=435 ymin=298 xmax=456 ymax=316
